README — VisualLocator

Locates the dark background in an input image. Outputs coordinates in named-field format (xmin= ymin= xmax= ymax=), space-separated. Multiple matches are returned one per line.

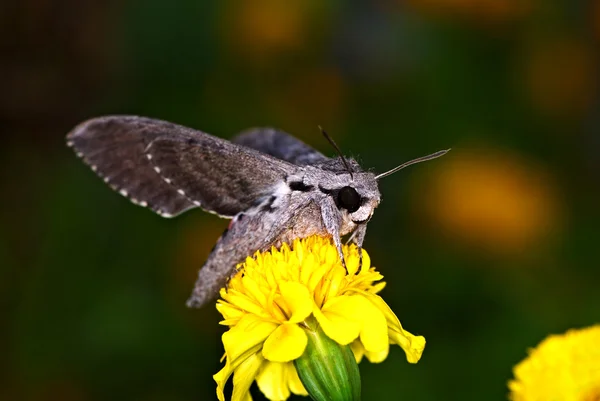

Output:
xmin=2 ymin=1 xmax=599 ymax=400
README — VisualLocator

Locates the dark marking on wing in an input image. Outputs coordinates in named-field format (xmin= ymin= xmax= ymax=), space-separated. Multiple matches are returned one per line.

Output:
xmin=289 ymin=181 xmax=314 ymax=192
xmin=318 ymin=185 xmax=333 ymax=195
xmin=259 ymin=195 xmax=277 ymax=213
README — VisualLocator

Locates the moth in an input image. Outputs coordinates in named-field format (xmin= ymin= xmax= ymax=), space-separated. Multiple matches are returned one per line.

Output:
xmin=67 ymin=116 xmax=448 ymax=308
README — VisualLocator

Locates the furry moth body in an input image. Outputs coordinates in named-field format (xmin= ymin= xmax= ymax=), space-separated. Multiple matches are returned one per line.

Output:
xmin=67 ymin=116 xmax=448 ymax=308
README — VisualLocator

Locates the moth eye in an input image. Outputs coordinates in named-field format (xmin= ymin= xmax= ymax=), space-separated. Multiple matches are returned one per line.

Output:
xmin=337 ymin=186 xmax=361 ymax=213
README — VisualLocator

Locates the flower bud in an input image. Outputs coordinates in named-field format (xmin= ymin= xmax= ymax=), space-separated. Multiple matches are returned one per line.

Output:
xmin=294 ymin=318 xmax=361 ymax=401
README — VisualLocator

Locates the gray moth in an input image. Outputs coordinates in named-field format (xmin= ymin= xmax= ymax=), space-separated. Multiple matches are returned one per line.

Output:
xmin=67 ymin=116 xmax=448 ymax=308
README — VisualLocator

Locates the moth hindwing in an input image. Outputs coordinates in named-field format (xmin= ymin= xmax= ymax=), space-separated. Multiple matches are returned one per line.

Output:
xmin=68 ymin=115 xmax=448 ymax=308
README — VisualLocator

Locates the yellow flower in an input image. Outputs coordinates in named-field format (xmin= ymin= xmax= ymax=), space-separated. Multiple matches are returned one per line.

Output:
xmin=214 ymin=235 xmax=426 ymax=401
xmin=509 ymin=325 xmax=600 ymax=401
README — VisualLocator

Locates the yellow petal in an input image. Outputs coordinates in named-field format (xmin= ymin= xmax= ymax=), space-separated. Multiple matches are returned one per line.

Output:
xmin=223 ymin=314 xmax=278 ymax=364
xmin=363 ymin=293 xmax=400 ymax=328
xmin=363 ymin=293 xmax=426 ymax=363
xmin=353 ymin=297 xmax=388 ymax=354
xmin=325 ymin=243 xmax=339 ymax=265
xmin=286 ymin=363 xmax=308 ymax=396
xmin=304 ymin=253 xmax=323 ymax=286
xmin=214 ymin=361 xmax=233 ymax=401
xmin=216 ymin=301 xmax=245 ymax=324
xmin=349 ymin=340 xmax=365 ymax=364
xmin=364 ymin=347 xmax=390 ymax=363
xmin=359 ymin=248 xmax=371 ymax=273
xmin=262 ymin=322 xmax=308 ymax=362
xmin=242 ymin=274 xmax=268 ymax=306
xmin=345 ymin=252 xmax=360 ymax=275
xmin=370 ymin=282 xmax=386 ymax=294
xmin=265 ymin=288 xmax=287 ymax=322
xmin=313 ymin=299 xmax=361 ymax=345
xmin=324 ymin=266 xmax=347 ymax=298
xmin=317 ymin=294 xmax=388 ymax=354
xmin=389 ymin=329 xmax=426 ymax=364
xmin=214 ymin=353 xmax=263 ymax=401
xmin=231 ymin=352 xmax=264 ymax=401
xmin=223 ymin=290 xmax=268 ymax=317
xmin=256 ymin=361 xmax=292 ymax=401
xmin=308 ymin=262 xmax=334 ymax=306
xmin=278 ymin=281 xmax=313 ymax=323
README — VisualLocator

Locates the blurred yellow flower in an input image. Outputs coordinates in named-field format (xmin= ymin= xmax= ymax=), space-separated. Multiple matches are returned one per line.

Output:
xmin=509 ymin=325 xmax=600 ymax=401
xmin=266 ymin=67 xmax=346 ymax=131
xmin=415 ymin=147 xmax=563 ymax=256
xmin=220 ymin=0 xmax=308 ymax=62
xmin=214 ymin=235 xmax=425 ymax=401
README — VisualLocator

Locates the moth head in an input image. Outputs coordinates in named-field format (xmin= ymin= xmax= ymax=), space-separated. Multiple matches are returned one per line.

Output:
xmin=317 ymin=127 xmax=449 ymax=226
xmin=323 ymin=169 xmax=381 ymax=226
xmin=325 ymin=148 xmax=451 ymax=226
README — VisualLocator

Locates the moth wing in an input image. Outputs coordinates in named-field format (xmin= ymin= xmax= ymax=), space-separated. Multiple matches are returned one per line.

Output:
xmin=232 ymin=127 xmax=329 ymax=166
xmin=67 ymin=116 xmax=297 ymax=218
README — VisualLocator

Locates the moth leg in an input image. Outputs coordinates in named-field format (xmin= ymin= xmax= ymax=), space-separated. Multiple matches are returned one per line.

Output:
xmin=320 ymin=198 xmax=346 ymax=267
xmin=350 ymin=224 xmax=368 ymax=267
xmin=345 ymin=227 xmax=359 ymax=244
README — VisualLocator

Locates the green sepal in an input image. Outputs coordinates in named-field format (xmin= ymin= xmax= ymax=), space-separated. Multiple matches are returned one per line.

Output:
xmin=294 ymin=317 xmax=361 ymax=401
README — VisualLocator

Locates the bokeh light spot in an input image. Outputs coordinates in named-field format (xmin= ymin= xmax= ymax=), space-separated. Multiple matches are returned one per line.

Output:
xmin=220 ymin=0 xmax=309 ymax=63
xmin=414 ymin=146 xmax=564 ymax=257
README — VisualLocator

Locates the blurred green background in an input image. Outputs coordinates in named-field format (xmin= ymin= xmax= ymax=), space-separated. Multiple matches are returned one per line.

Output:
xmin=2 ymin=0 xmax=599 ymax=400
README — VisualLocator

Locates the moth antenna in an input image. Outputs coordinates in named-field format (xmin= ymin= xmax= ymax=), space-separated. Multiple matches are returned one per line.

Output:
xmin=375 ymin=149 xmax=450 ymax=180
xmin=318 ymin=125 xmax=353 ymax=179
